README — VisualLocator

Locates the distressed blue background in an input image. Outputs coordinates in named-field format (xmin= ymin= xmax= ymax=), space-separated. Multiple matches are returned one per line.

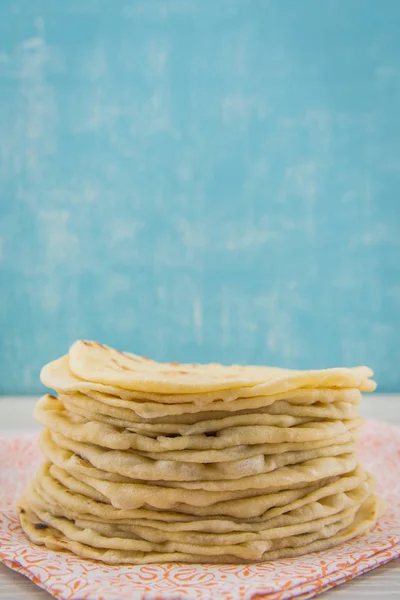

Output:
xmin=1 ymin=0 xmax=399 ymax=395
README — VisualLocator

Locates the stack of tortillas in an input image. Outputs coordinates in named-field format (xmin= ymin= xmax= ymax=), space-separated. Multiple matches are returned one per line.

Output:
xmin=19 ymin=340 xmax=384 ymax=564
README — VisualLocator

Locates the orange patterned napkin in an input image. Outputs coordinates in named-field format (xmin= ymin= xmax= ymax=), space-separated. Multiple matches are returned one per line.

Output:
xmin=0 ymin=420 xmax=399 ymax=600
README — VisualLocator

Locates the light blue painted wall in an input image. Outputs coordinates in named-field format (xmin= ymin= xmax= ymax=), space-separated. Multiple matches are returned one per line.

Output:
xmin=1 ymin=0 xmax=399 ymax=395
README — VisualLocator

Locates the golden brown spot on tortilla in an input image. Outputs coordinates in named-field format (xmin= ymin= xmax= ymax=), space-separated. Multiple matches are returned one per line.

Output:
xmin=121 ymin=352 xmax=143 ymax=363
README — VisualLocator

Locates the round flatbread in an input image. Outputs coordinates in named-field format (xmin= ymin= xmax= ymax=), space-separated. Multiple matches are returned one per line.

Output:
xmin=60 ymin=393 xmax=360 ymax=435
xmin=41 ymin=428 xmax=357 ymax=483
xmin=18 ymin=493 xmax=383 ymax=564
xmin=19 ymin=340 xmax=381 ymax=566
xmin=42 ymin=342 xmax=375 ymax=398
xmin=33 ymin=461 xmax=369 ymax=521
xmin=35 ymin=395 xmax=361 ymax=452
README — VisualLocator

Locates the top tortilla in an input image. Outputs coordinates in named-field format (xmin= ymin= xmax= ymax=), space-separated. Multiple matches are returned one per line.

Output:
xmin=41 ymin=340 xmax=376 ymax=398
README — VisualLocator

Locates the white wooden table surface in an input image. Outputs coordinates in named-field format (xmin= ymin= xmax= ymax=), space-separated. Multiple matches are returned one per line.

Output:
xmin=1 ymin=395 xmax=399 ymax=600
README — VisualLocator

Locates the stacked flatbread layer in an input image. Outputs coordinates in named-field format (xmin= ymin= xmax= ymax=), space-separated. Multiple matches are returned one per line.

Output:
xmin=19 ymin=341 xmax=384 ymax=564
